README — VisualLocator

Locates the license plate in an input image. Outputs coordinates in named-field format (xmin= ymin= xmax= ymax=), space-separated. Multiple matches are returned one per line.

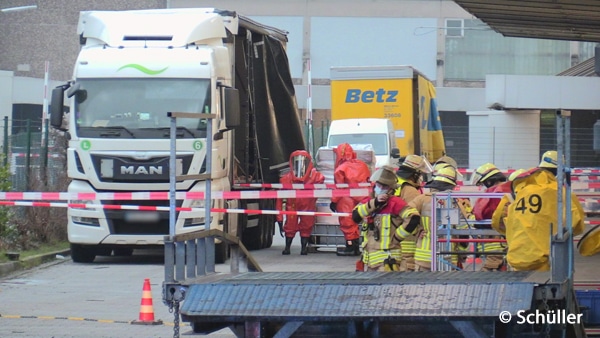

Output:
xmin=124 ymin=211 xmax=160 ymax=222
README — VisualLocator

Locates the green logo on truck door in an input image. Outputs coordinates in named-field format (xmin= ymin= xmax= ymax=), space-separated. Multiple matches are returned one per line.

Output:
xmin=117 ymin=64 xmax=168 ymax=75
xmin=81 ymin=140 xmax=91 ymax=151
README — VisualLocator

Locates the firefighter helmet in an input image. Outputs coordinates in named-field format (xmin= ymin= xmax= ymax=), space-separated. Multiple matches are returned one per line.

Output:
xmin=508 ymin=168 xmax=527 ymax=182
xmin=433 ymin=165 xmax=458 ymax=186
xmin=399 ymin=154 xmax=433 ymax=174
xmin=370 ymin=165 xmax=398 ymax=188
xmin=470 ymin=163 xmax=502 ymax=186
xmin=539 ymin=150 xmax=558 ymax=169
xmin=433 ymin=155 xmax=458 ymax=170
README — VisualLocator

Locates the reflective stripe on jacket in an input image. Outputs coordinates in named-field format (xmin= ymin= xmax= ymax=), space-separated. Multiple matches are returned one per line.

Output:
xmin=355 ymin=195 xmax=418 ymax=268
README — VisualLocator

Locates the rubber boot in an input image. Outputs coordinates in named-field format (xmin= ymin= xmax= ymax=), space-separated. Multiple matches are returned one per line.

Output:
xmin=300 ymin=237 xmax=309 ymax=255
xmin=337 ymin=239 xmax=360 ymax=256
xmin=282 ymin=237 xmax=293 ymax=255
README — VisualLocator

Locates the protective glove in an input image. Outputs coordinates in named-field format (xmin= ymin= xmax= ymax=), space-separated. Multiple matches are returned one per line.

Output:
xmin=329 ymin=202 xmax=337 ymax=212
xmin=277 ymin=221 xmax=284 ymax=237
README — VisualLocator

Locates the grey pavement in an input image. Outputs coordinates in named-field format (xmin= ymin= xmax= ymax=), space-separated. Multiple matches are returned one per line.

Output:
xmin=0 ymin=234 xmax=598 ymax=338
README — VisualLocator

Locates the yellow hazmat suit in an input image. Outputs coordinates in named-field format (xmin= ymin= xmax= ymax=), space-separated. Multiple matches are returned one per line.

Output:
xmin=492 ymin=168 xmax=585 ymax=271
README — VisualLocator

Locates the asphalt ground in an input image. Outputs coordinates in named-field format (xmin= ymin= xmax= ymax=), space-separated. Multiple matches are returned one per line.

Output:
xmin=0 ymin=234 xmax=598 ymax=337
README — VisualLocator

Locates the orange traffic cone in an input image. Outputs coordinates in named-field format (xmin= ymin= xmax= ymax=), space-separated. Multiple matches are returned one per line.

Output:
xmin=132 ymin=278 xmax=163 ymax=325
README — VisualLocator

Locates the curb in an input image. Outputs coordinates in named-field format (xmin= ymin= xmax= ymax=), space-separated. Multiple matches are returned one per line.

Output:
xmin=0 ymin=249 xmax=71 ymax=278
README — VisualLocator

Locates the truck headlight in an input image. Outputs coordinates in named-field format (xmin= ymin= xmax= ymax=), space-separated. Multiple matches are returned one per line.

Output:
xmin=69 ymin=200 xmax=96 ymax=211
xmin=184 ymin=199 xmax=212 ymax=227
xmin=189 ymin=198 xmax=206 ymax=210
xmin=71 ymin=216 xmax=100 ymax=226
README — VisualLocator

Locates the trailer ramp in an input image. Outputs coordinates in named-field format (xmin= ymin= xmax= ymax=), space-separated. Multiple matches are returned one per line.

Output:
xmin=179 ymin=271 xmax=568 ymax=338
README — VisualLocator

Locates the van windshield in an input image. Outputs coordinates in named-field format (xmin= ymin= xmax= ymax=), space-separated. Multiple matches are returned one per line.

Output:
xmin=328 ymin=134 xmax=388 ymax=155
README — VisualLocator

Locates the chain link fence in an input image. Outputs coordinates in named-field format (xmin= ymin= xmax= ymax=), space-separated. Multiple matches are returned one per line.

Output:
xmin=0 ymin=117 xmax=68 ymax=251
xmin=5 ymin=118 xmax=67 ymax=191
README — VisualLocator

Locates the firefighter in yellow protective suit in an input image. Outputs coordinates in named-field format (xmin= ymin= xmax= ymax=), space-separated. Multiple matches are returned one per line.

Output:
xmin=353 ymin=166 xmax=421 ymax=272
xmin=410 ymin=165 xmax=470 ymax=271
xmin=492 ymin=150 xmax=586 ymax=270
xmin=393 ymin=155 xmax=432 ymax=271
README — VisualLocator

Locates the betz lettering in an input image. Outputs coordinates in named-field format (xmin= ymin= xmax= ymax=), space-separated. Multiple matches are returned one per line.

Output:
xmin=121 ymin=165 xmax=163 ymax=175
xmin=345 ymin=89 xmax=398 ymax=103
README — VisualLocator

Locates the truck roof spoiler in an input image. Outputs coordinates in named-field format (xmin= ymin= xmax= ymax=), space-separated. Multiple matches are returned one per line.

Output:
xmin=214 ymin=9 xmax=289 ymax=42
xmin=77 ymin=8 xmax=289 ymax=47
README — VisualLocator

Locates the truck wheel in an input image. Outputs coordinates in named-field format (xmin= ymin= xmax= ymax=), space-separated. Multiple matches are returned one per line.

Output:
xmin=242 ymin=226 xmax=261 ymax=251
xmin=113 ymin=248 xmax=133 ymax=256
xmin=70 ymin=244 xmax=96 ymax=263
xmin=95 ymin=248 xmax=112 ymax=256
xmin=240 ymin=199 xmax=262 ymax=250
xmin=259 ymin=199 xmax=275 ymax=249
xmin=263 ymin=220 xmax=274 ymax=248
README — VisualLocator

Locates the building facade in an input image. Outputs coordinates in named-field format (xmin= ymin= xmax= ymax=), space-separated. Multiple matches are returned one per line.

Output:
xmin=1 ymin=0 xmax=597 ymax=167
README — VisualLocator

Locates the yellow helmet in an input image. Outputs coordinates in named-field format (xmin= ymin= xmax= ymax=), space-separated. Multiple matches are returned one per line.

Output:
xmin=508 ymin=169 xmax=527 ymax=182
xmin=470 ymin=163 xmax=501 ymax=186
xmin=434 ymin=155 xmax=458 ymax=170
xmin=433 ymin=162 xmax=464 ymax=182
xmin=433 ymin=165 xmax=457 ymax=186
xmin=539 ymin=150 xmax=558 ymax=169
xmin=433 ymin=162 xmax=448 ymax=174
xmin=370 ymin=165 xmax=398 ymax=188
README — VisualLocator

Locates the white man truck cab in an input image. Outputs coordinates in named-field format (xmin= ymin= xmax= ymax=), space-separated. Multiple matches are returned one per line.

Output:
xmin=50 ymin=8 xmax=305 ymax=263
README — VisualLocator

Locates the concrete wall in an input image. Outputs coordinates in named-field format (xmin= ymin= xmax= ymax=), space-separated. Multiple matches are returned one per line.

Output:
xmin=0 ymin=71 xmax=13 ymax=121
xmin=467 ymin=110 xmax=540 ymax=169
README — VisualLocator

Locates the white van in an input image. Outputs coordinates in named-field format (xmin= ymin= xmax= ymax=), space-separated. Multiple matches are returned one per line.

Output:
xmin=326 ymin=118 xmax=400 ymax=168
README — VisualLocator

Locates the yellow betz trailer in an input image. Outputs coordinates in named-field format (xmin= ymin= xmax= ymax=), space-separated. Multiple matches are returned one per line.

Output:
xmin=330 ymin=65 xmax=445 ymax=163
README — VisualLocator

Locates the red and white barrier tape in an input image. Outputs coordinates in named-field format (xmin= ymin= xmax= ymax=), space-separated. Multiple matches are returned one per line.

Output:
xmin=3 ymin=187 xmax=599 ymax=203
xmin=0 ymin=200 xmax=351 ymax=217
xmin=573 ymin=168 xmax=600 ymax=174
xmin=572 ymin=182 xmax=600 ymax=189
xmin=0 ymin=188 xmax=370 ymax=201
xmin=572 ymin=176 xmax=600 ymax=181
xmin=1 ymin=198 xmax=597 ymax=220
xmin=234 ymin=183 xmax=372 ymax=189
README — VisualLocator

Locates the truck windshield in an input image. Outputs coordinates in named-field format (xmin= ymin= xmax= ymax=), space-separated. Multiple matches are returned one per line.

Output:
xmin=329 ymin=134 xmax=388 ymax=155
xmin=74 ymin=78 xmax=211 ymax=139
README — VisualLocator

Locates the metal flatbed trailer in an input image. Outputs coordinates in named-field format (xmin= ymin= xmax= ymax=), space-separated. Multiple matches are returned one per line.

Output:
xmin=162 ymin=228 xmax=585 ymax=338
xmin=180 ymin=271 xmax=555 ymax=337
xmin=162 ymin=111 xmax=588 ymax=337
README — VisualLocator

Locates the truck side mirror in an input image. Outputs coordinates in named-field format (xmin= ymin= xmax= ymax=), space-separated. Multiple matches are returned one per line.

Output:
xmin=223 ymin=87 xmax=240 ymax=129
xmin=391 ymin=148 xmax=400 ymax=158
xmin=67 ymin=82 xmax=87 ymax=103
xmin=50 ymin=86 xmax=67 ymax=130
